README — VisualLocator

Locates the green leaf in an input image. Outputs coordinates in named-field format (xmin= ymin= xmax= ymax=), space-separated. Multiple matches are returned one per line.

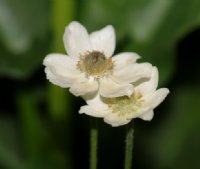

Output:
xmin=79 ymin=0 xmax=200 ymax=85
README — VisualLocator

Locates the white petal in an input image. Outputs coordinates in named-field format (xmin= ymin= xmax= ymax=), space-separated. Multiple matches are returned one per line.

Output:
xmin=83 ymin=92 xmax=106 ymax=106
xmin=79 ymin=104 xmax=109 ymax=118
xmin=136 ymin=67 xmax=159 ymax=94
xmin=112 ymin=52 xmax=140 ymax=70
xmin=80 ymin=93 xmax=110 ymax=117
xmin=139 ymin=110 xmax=154 ymax=121
xmin=145 ymin=88 xmax=169 ymax=109
xmin=112 ymin=62 xmax=153 ymax=84
xmin=43 ymin=53 xmax=79 ymax=75
xmin=104 ymin=113 xmax=131 ymax=127
xmin=69 ymin=78 xmax=98 ymax=96
xmin=43 ymin=54 xmax=83 ymax=88
xmin=99 ymin=78 xmax=134 ymax=98
xmin=44 ymin=67 xmax=72 ymax=87
xmin=90 ymin=25 xmax=115 ymax=57
xmin=63 ymin=21 xmax=92 ymax=58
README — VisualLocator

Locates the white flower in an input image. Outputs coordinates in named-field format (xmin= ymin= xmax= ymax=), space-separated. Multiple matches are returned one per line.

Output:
xmin=79 ymin=67 xmax=169 ymax=127
xmin=43 ymin=21 xmax=152 ymax=98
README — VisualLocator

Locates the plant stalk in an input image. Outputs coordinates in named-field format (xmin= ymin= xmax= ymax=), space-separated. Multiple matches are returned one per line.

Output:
xmin=90 ymin=121 xmax=98 ymax=169
xmin=124 ymin=122 xmax=134 ymax=169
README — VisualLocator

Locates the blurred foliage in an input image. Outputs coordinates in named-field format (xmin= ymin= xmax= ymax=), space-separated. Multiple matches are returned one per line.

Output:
xmin=0 ymin=0 xmax=200 ymax=169
xmin=0 ymin=0 xmax=49 ymax=78
xmin=0 ymin=0 xmax=48 ymax=53
xmin=135 ymin=85 xmax=200 ymax=169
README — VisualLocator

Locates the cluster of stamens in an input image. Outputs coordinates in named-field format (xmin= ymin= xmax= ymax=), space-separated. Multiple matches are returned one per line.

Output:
xmin=106 ymin=91 xmax=144 ymax=117
xmin=77 ymin=51 xmax=114 ymax=78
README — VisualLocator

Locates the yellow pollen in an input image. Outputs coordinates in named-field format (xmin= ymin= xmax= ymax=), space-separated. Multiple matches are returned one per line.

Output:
xmin=106 ymin=92 xmax=144 ymax=117
xmin=77 ymin=51 xmax=113 ymax=77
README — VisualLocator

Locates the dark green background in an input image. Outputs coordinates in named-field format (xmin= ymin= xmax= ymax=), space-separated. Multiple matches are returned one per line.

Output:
xmin=0 ymin=0 xmax=200 ymax=168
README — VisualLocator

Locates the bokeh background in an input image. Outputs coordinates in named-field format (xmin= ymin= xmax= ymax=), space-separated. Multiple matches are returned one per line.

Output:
xmin=0 ymin=0 xmax=200 ymax=169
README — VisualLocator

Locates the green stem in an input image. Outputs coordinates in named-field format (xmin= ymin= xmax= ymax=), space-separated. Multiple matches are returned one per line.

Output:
xmin=49 ymin=0 xmax=76 ymax=121
xmin=90 ymin=122 xmax=98 ymax=169
xmin=124 ymin=122 xmax=134 ymax=169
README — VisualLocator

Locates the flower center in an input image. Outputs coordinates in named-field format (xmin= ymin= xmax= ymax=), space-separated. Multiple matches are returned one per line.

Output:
xmin=106 ymin=91 xmax=144 ymax=117
xmin=77 ymin=51 xmax=113 ymax=77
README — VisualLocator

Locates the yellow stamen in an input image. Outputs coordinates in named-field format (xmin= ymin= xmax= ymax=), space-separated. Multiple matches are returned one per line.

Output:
xmin=77 ymin=51 xmax=113 ymax=77
xmin=106 ymin=92 xmax=144 ymax=117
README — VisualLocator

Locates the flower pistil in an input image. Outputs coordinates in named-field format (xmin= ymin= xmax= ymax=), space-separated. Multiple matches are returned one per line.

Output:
xmin=77 ymin=50 xmax=114 ymax=78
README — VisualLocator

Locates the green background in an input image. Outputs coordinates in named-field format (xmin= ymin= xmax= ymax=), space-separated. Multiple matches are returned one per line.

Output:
xmin=0 ymin=0 xmax=200 ymax=168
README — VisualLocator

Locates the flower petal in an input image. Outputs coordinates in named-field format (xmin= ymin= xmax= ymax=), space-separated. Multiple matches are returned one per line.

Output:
xmin=79 ymin=104 xmax=109 ymax=118
xmin=63 ymin=21 xmax=92 ymax=58
xmin=136 ymin=66 xmax=159 ymax=94
xmin=112 ymin=62 xmax=153 ymax=84
xmin=69 ymin=77 xmax=98 ymax=96
xmin=145 ymin=88 xmax=169 ymax=109
xmin=43 ymin=54 xmax=83 ymax=88
xmin=104 ymin=113 xmax=131 ymax=127
xmin=99 ymin=78 xmax=134 ymax=98
xmin=112 ymin=52 xmax=140 ymax=70
xmin=139 ymin=110 xmax=154 ymax=121
xmin=83 ymin=92 xmax=105 ymax=106
xmin=44 ymin=67 xmax=71 ymax=87
xmin=80 ymin=93 xmax=110 ymax=117
xmin=90 ymin=25 xmax=115 ymax=57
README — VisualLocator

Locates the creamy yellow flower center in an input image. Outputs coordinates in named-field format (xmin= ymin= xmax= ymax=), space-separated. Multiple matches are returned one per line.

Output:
xmin=106 ymin=92 xmax=144 ymax=117
xmin=77 ymin=51 xmax=113 ymax=77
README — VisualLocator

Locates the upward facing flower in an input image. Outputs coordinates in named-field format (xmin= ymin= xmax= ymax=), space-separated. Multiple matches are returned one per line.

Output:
xmin=79 ymin=67 xmax=169 ymax=127
xmin=43 ymin=21 xmax=152 ymax=98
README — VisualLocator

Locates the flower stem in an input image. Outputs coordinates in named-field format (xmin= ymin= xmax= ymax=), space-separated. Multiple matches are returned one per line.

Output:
xmin=124 ymin=122 xmax=134 ymax=169
xmin=90 ymin=121 xmax=98 ymax=169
